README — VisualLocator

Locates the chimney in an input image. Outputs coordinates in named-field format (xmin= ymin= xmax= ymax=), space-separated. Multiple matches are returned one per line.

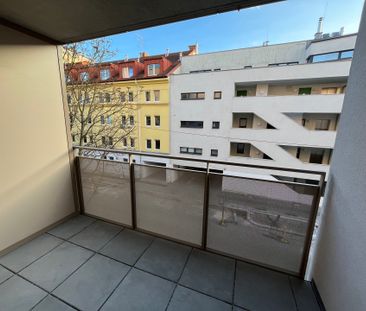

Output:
xmin=188 ymin=44 xmax=198 ymax=55
xmin=165 ymin=48 xmax=170 ymax=57
xmin=140 ymin=51 xmax=148 ymax=58
xmin=340 ymin=26 xmax=345 ymax=36
xmin=314 ymin=17 xmax=324 ymax=39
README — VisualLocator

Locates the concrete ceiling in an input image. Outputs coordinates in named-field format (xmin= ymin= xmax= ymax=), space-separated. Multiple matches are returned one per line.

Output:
xmin=0 ymin=0 xmax=281 ymax=44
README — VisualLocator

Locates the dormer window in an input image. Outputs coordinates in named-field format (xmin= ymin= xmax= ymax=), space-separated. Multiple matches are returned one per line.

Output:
xmin=100 ymin=69 xmax=110 ymax=81
xmin=122 ymin=67 xmax=133 ymax=78
xmin=80 ymin=72 xmax=89 ymax=81
xmin=147 ymin=64 xmax=160 ymax=76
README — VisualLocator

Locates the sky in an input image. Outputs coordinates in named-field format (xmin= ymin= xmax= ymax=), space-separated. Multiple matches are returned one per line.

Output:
xmin=104 ymin=0 xmax=364 ymax=61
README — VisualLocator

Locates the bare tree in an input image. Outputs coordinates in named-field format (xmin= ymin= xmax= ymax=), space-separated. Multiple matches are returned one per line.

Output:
xmin=63 ymin=38 xmax=143 ymax=157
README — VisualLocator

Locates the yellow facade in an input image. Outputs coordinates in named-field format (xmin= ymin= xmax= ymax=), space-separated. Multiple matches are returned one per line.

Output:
xmin=69 ymin=77 xmax=170 ymax=154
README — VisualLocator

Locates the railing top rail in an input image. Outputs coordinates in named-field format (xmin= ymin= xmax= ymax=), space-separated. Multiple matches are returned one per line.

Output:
xmin=74 ymin=145 xmax=326 ymax=177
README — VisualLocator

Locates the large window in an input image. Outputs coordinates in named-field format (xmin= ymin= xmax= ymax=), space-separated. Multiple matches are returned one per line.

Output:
xmin=147 ymin=64 xmax=161 ymax=76
xmin=315 ymin=119 xmax=330 ymax=131
xmin=155 ymin=140 xmax=161 ymax=150
xmin=180 ymin=147 xmax=203 ymax=155
xmin=128 ymin=92 xmax=133 ymax=102
xmin=154 ymin=90 xmax=160 ymax=101
xmin=100 ymin=69 xmax=110 ymax=80
xmin=121 ymin=116 xmax=126 ymax=128
xmin=181 ymin=92 xmax=205 ymax=100
xmin=122 ymin=67 xmax=133 ymax=78
xmin=146 ymin=116 xmax=151 ymax=126
xmin=309 ymin=149 xmax=325 ymax=164
xmin=239 ymin=118 xmax=248 ymax=128
xmin=145 ymin=91 xmax=151 ymax=102
xmin=211 ymin=149 xmax=218 ymax=157
xmin=214 ymin=91 xmax=222 ymax=99
xmin=146 ymin=139 xmax=152 ymax=149
xmin=298 ymin=87 xmax=312 ymax=95
xmin=80 ymin=72 xmax=89 ymax=81
xmin=180 ymin=121 xmax=204 ymax=128
xmin=236 ymin=89 xmax=247 ymax=97
xmin=154 ymin=116 xmax=160 ymax=126
xmin=212 ymin=121 xmax=220 ymax=129
xmin=129 ymin=115 xmax=135 ymax=126
xmin=309 ymin=50 xmax=354 ymax=63
xmin=236 ymin=143 xmax=245 ymax=154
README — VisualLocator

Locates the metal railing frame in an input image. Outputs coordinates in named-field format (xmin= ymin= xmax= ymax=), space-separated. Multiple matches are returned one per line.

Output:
xmin=73 ymin=145 xmax=326 ymax=278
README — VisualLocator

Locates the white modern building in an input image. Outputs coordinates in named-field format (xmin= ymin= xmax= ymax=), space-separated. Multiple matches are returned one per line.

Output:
xmin=170 ymin=32 xmax=356 ymax=180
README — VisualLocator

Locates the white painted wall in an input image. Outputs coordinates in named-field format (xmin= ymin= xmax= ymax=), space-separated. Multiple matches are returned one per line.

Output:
xmin=180 ymin=34 xmax=356 ymax=73
xmin=312 ymin=6 xmax=366 ymax=311
xmin=170 ymin=60 xmax=351 ymax=175
xmin=0 ymin=25 xmax=75 ymax=252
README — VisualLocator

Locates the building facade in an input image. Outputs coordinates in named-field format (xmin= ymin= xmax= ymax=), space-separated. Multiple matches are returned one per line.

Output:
xmin=170 ymin=34 xmax=356 ymax=180
xmin=67 ymin=45 xmax=197 ymax=163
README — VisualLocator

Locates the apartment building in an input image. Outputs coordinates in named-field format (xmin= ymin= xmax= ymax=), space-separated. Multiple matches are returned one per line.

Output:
xmin=66 ymin=45 xmax=197 ymax=164
xmin=170 ymin=33 xmax=356 ymax=180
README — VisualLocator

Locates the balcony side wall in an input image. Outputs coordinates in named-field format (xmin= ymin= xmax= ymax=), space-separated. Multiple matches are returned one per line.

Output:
xmin=312 ymin=6 xmax=366 ymax=311
xmin=0 ymin=25 xmax=75 ymax=252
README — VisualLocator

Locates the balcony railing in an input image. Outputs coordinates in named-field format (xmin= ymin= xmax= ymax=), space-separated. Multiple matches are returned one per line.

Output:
xmin=74 ymin=146 xmax=325 ymax=278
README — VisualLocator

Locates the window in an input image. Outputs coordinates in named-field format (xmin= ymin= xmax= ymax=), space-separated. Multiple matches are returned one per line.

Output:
xmin=123 ymin=138 xmax=127 ymax=147
xmin=100 ymin=69 xmax=110 ymax=80
xmin=155 ymin=116 xmax=160 ymax=126
xmin=237 ymin=143 xmax=245 ymax=154
xmin=298 ymin=87 xmax=312 ymax=95
xmin=72 ymin=134 xmax=76 ymax=142
xmin=155 ymin=140 xmax=160 ymax=150
xmin=212 ymin=121 xmax=220 ymax=129
xmin=236 ymin=89 xmax=247 ymax=97
xmin=121 ymin=116 xmax=127 ymax=128
xmin=154 ymin=90 xmax=160 ymax=101
xmin=89 ymin=135 xmax=93 ymax=143
xmin=239 ymin=118 xmax=248 ymax=128
xmin=83 ymin=136 xmax=87 ymax=143
xmin=108 ymin=137 xmax=113 ymax=146
xmin=130 ymin=138 xmax=135 ymax=147
xmin=67 ymin=94 xmax=71 ymax=104
xmin=268 ymin=62 xmax=298 ymax=67
xmin=321 ymin=87 xmax=340 ymax=94
xmin=122 ymin=67 xmax=133 ymax=78
xmin=129 ymin=115 xmax=135 ymax=126
xmin=211 ymin=149 xmax=218 ymax=157
xmin=101 ymin=136 xmax=106 ymax=144
xmin=147 ymin=64 xmax=161 ymax=76
xmin=244 ymin=65 xmax=252 ymax=69
xmin=214 ymin=91 xmax=222 ymax=99
xmin=180 ymin=147 xmax=202 ymax=155
xmin=146 ymin=116 xmax=151 ymax=126
xmin=145 ymin=91 xmax=151 ymax=102
xmin=315 ymin=119 xmax=330 ymax=131
xmin=180 ymin=121 xmax=204 ymax=128
xmin=101 ymin=115 xmax=105 ymax=124
xmin=104 ymin=93 xmax=111 ymax=103
xmin=310 ymin=52 xmax=339 ymax=63
xmin=106 ymin=116 xmax=112 ymax=125
xmin=309 ymin=149 xmax=324 ymax=164
xmin=181 ymin=92 xmax=205 ymax=100
xmin=87 ymin=116 xmax=92 ymax=124
xmin=146 ymin=139 xmax=152 ymax=149
xmin=80 ymin=72 xmax=89 ymax=81
xmin=121 ymin=92 xmax=126 ymax=102
xmin=128 ymin=92 xmax=133 ymax=102
xmin=340 ymin=50 xmax=353 ymax=59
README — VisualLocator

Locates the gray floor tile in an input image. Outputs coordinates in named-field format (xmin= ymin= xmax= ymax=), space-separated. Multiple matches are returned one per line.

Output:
xmin=19 ymin=242 xmax=93 ymax=291
xmin=167 ymin=285 xmax=232 ymax=311
xmin=100 ymin=229 xmax=153 ymax=265
xmin=135 ymin=238 xmax=191 ymax=281
xmin=32 ymin=295 xmax=75 ymax=311
xmin=0 ymin=265 xmax=13 ymax=284
xmin=54 ymin=254 xmax=130 ymax=311
xmin=69 ymin=221 xmax=122 ymax=251
xmin=0 ymin=234 xmax=62 ymax=272
xmin=48 ymin=215 xmax=96 ymax=239
xmin=290 ymin=277 xmax=321 ymax=311
xmin=179 ymin=249 xmax=235 ymax=303
xmin=234 ymin=261 xmax=297 ymax=311
xmin=0 ymin=275 xmax=46 ymax=311
xmin=101 ymin=268 xmax=175 ymax=311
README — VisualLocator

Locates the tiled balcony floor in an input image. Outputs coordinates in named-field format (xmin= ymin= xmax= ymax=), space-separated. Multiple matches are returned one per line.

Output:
xmin=0 ymin=216 xmax=322 ymax=311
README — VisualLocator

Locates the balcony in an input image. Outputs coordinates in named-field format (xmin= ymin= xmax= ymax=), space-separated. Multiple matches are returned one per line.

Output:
xmin=0 ymin=145 xmax=325 ymax=310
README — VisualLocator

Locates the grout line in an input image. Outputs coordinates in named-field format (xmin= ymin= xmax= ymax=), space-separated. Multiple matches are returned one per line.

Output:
xmin=232 ymin=259 xmax=237 ymax=305
xmin=164 ymin=247 xmax=193 ymax=311
xmin=97 ymin=266 xmax=133 ymax=311
xmin=288 ymin=275 xmax=300 ymax=311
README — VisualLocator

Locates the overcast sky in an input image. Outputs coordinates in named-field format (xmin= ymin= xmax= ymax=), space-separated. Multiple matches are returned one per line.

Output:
xmin=103 ymin=0 xmax=364 ymax=60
